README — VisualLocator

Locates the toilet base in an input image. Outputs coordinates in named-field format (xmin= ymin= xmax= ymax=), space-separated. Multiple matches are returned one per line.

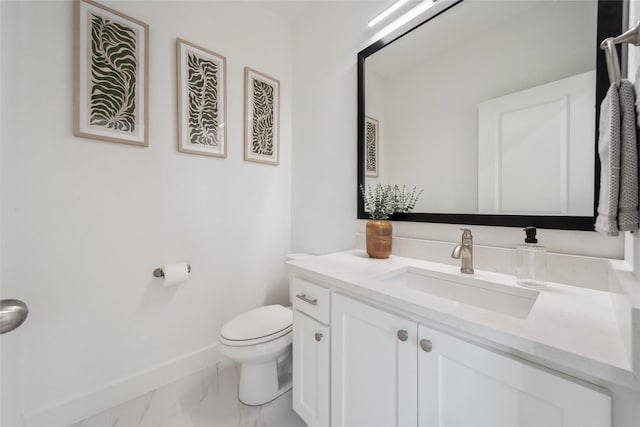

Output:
xmin=238 ymin=358 xmax=292 ymax=406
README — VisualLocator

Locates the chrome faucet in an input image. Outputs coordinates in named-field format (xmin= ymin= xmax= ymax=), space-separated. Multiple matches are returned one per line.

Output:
xmin=451 ymin=228 xmax=474 ymax=274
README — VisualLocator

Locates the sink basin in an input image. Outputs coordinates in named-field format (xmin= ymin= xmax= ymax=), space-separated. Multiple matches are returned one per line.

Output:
xmin=381 ymin=267 xmax=539 ymax=319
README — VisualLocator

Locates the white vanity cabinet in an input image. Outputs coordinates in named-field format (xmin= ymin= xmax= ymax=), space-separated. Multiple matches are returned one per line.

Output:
xmin=290 ymin=271 xmax=613 ymax=427
xmin=331 ymin=293 xmax=418 ymax=427
xmin=418 ymin=324 xmax=611 ymax=427
xmin=291 ymin=277 xmax=331 ymax=427
xmin=329 ymin=293 xmax=611 ymax=427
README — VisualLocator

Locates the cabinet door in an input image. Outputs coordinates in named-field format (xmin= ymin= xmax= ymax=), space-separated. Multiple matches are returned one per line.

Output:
xmin=418 ymin=324 xmax=611 ymax=427
xmin=293 ymin=310 xmax=330 ymax=427
xmin=332 ymin=294 xmax=418 ymax=427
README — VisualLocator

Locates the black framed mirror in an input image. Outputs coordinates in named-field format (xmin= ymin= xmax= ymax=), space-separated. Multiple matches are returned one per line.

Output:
xmin=358 ymin=0 xmax=624 ymax=230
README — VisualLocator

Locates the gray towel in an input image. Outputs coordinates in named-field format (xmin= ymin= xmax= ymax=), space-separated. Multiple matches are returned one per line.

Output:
xmin=595 ymin=84 xmax=621 ymax=235
xmin=617 ymin=80 xmax=639 ymax=231
xmin=635 ymin=66 xmax=640 ymax=128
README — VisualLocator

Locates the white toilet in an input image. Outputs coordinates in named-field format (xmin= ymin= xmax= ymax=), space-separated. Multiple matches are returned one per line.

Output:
xmin=218 ymin=254 xmax=311 ymax=405
xmin=218 ymin=304 xmax=293 ymax=405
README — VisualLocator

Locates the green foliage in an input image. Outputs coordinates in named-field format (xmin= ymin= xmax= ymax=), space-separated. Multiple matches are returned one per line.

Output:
xmin=360 ymin=183 xmax=423 ymax=220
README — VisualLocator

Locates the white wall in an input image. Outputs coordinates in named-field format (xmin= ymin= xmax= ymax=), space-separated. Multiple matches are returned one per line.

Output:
xmin=291 ymin=1 xmax=624 ymax=259
xmin=1 ymin=1 xmax=292 ymax=424
xmin=290 ymin=1 xmax=384 ymax=255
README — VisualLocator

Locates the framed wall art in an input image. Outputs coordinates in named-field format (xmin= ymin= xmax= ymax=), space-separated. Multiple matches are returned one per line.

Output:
xmin=176 ymin=38 xmax=227 ymax=157
xmin=365 ymin=116 xmax=379 ymax=177
xmin=74 ymin=0 xmax=149 ymax=146
xmin=244 ymin=67 xmax=280 ymax=165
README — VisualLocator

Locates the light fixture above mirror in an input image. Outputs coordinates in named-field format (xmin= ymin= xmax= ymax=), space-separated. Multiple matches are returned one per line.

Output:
xmin=368 ymin=0 xmax=411 ymax=27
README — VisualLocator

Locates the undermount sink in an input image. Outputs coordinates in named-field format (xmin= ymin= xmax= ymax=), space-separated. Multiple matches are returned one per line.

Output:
xmin=381 ymin=266 xmax=540 ymax=319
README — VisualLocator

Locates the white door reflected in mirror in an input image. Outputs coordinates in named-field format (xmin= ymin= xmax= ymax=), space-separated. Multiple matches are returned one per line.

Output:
xmin=478 ymin=70 xmax=595 ymax=216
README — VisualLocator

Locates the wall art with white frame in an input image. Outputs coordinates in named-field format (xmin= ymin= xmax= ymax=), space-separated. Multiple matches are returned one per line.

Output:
xmin=74 ymin=0 xmax=149 ymax=146
xmin=176 ymin=38 xmax=227 ymax=157
xmin=244 ymin=67 xmax=280 ymax=165
xmin=365 ymin=116 xmax=379 ymax=177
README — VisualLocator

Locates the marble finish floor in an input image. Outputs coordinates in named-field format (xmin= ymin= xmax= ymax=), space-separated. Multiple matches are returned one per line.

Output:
xmin=69 ymin=360 xmax=306 ymax=427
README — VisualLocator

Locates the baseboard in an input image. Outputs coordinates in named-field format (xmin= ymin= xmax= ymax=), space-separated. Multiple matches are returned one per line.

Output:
xmin=26 ymin=343 xmax=222 ymax=427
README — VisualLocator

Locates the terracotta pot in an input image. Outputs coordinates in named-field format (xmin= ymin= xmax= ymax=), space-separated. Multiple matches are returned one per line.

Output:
xmin=366 ymin=220 xmax=392 ymax=259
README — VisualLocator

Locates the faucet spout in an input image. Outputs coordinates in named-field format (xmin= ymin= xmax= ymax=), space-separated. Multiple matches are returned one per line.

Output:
xmin=451 ymin=245 xmax=462 ymax=259
xmin=451 ymin=229 xmax=474 ymax=274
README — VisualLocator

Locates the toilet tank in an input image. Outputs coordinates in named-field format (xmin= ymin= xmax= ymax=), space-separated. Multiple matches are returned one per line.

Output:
xmin=286 ymin=253 xmax=313 ymax=303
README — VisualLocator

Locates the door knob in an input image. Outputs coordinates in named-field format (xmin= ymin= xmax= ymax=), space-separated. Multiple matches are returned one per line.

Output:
xmin=0 ymin=299 xmax=28 ymax=334
xmin=420 ymin=339 xmax=433 ymax=352
xmin=315 ymin=332 xmax=323 ymax=342
xmin=397 ymin=329 xmax=408 ymax=341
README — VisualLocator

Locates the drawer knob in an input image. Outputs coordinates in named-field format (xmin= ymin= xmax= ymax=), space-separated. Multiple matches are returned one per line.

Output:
xmin=315 ymin=332 xmax=323 ymax=342
xmin=420 ymin=339 xmax=433 ymax=352
xmin=397 ymin=329 xmax=408 ymax=342
xmin=295 ymin=293 xmax=318 ymax=306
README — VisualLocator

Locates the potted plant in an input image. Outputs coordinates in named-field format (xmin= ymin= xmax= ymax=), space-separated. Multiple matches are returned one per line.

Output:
xmin=361 ymin=184 xmax=422 ymax=258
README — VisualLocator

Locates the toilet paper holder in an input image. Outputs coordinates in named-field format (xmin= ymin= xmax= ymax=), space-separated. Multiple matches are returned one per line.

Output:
xmin=153 ymin=264 xmax=191 ymax=278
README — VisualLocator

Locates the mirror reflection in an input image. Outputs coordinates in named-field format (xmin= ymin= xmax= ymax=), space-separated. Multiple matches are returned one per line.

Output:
xmin=364 ymin=0 xmax=598 ymax=216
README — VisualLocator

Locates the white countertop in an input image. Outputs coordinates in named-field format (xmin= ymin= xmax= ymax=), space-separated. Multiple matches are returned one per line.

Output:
xmin=288 ymin=250 xmax=640 ymax=390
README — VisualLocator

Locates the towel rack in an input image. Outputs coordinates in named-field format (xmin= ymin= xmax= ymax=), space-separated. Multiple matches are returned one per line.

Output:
xmin=600 ymin=20 xmax=640 ymax=87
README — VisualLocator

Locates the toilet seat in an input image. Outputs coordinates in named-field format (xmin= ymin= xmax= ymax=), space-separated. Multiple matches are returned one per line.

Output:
xmin=220 ymin=305 xmax=292 ymax=347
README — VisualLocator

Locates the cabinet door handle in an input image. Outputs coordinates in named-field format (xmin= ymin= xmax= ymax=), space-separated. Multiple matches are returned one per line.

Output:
xmin=420 ymin=339 xmax=433 ymax=352
xmin=397 ymin=329 xmax=408 ymax=342
xmin=295 ymin=293 xmax=318 ymax=306
xmin=315 ymin=332 xmax=323 ymax=342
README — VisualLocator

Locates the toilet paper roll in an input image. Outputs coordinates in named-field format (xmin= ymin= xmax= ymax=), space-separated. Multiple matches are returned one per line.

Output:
xmin=162 ymin=263 xmax=190 ymax=287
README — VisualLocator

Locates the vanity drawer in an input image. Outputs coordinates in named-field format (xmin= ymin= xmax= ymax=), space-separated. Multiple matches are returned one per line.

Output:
xmin=292 ymin=276 xmax=330 ymax=324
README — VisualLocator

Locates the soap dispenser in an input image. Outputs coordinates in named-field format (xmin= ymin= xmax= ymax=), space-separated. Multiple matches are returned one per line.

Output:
xmin=515 ymin=226 xmax=547 ymax=288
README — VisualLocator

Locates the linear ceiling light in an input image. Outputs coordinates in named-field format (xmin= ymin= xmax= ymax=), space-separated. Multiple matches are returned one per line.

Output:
xmin=368 ymin=0 xmax=411 ymax=27
xmin=372 ymin=0 xmax=436 ymax=40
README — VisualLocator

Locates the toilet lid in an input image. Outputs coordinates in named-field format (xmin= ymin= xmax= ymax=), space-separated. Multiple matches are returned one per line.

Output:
xmin=221 ymin=305 xmax=292 ymax=342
